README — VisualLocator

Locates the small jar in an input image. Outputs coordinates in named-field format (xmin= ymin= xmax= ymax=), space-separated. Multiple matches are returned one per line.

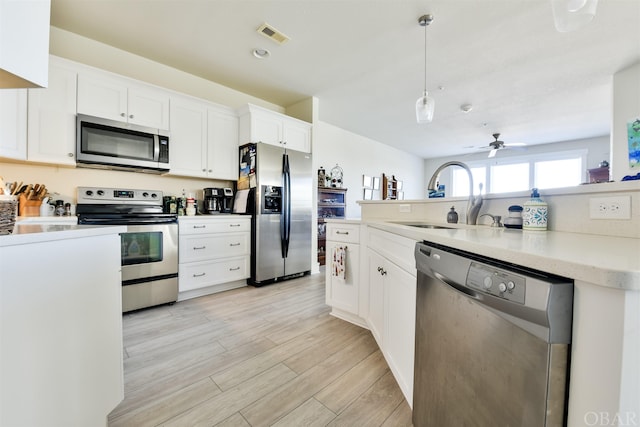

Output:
xmin=55 ymin=200 xmax=65 ymax=216
xmin=447 ymin=206 xmax=458 ymax=224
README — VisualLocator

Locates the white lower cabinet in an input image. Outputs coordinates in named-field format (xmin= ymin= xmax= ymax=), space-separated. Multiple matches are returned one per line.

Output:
xmin=325 ymin=222 xmax=365 ymax=327
xmin=367 ymin=228 xmax=417 ymax=407
xmin=324 ymin=223 xmax=417 ymax=407
xmin=178 ymin=216 xmax=250 ymax=299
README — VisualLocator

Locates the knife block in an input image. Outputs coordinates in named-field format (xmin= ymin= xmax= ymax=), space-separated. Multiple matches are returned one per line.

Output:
xmin=19 ymin=194 xmax=41 ymax=217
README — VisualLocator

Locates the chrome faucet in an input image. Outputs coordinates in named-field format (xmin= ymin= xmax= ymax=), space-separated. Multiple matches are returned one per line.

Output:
xmin=427 ymin=161 xmax=483 ymax=225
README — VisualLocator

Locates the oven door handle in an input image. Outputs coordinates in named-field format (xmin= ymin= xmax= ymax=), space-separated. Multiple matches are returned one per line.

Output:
xmin=81 ymin=217 xmax=177 ymax=225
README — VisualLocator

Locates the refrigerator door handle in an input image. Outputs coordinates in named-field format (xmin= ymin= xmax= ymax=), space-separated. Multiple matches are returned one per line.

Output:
xmin=281 ymin=153 xmax=291 ymax=258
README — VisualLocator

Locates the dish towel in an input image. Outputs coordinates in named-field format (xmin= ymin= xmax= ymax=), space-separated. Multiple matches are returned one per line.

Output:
xmin=332 ymin=245 xmax=347 ymax=281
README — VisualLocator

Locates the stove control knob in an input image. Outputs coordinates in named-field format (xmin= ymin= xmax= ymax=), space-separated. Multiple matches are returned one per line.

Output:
xmin=85 ymin=190 xmax=93 ymax=196
xmin=483 ymin=276 xmax=492 ymax=290
xmin=507 ymin=281 xmax=515 ymax=290
xmin=498 ymin=282 xmax=507 ymax=293
xmin=97 ymin=190 xmax=104 ymax=196
xmin=142 ymin=192 xmax=149 ymax=197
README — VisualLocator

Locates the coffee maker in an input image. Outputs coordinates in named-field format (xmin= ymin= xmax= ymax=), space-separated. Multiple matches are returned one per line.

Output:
xmin=203 ymin=187 xmax=234 ymax=214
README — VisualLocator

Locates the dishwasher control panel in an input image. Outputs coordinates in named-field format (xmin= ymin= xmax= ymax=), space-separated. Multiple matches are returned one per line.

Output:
xmin=467 ymin=262 xmax=526 ymax=304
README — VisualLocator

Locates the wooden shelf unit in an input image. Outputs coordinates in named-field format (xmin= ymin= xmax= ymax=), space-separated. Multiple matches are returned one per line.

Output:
xmin=382 ymin=174 xmax=398 ymax=200
xmin=317 ymin=187 xmax=347 ymax=265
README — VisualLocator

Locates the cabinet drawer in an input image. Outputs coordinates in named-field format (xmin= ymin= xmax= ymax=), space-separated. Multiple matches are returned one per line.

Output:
xmin=179 ymin=217 xmax=250 ymax=234
xmin=368 ymin=228 xmax=417 ymax=275
xmin=179 ymin=256 xmax=249 ymax=292
xmin=326 ymin=223 xmax=360 ymax=243
xmin=179 ymin=233 xmax=249 ymax=262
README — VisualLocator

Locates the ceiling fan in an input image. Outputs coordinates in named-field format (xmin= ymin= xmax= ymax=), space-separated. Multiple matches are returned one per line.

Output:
xmin=484 ymin=133 xmax=526 ymax=158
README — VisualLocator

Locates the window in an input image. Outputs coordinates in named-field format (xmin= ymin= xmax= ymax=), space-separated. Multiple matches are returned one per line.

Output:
xmin=449 ymin=150 xmax=586 ymax=196
xmin=451 ymin=167 xmax=486 ymax=197
xmin=534 ymin=158 xmax=583 ymax=189
xmin=491 ymin=163 xmax=529 ymax=193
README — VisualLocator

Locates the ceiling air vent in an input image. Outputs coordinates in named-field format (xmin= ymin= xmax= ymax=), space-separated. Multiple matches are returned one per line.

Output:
xmin=257 ymin=23 xmax=290 ymax=45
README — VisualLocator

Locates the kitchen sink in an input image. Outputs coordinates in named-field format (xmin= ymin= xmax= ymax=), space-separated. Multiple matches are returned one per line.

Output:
xmin=391 ymin=222 xmax=455 ymax=229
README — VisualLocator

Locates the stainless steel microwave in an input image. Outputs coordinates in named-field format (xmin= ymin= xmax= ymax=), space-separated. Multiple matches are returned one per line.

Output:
xmin=76 ymin=114 xmax=170 ymax=173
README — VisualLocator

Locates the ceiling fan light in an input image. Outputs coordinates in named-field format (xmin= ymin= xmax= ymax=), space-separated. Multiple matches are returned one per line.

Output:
xmin=416 ymin=92 xmax=435 ymax=123
xmin=551 ymin=0 xmax=598 ymax=32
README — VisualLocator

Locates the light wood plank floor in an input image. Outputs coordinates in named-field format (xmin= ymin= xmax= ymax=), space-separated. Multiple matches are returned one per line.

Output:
xmin=108 ymin=271 xmax=414 ymax=427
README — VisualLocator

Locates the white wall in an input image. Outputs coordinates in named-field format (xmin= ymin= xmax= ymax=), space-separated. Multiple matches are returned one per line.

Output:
xmin=612 ymin=61 xmax=640 ymax=181
xmin=313 ymin=121 xmax=424 ymax=219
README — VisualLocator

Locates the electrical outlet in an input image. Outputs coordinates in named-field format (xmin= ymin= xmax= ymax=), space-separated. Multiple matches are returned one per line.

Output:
xmin=589 ymin=196 xmax=631 ymax=219
xmin=399 ymin=204 xmax=411 ymax=213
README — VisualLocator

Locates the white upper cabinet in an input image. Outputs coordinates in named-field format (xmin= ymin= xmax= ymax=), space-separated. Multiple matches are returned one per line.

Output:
xmin=77 ymin=72 xmax=169 ymax=130
xmin=238 ymin=104 xmax=311 ymax=153
xmin=207 ymin=107 xmax=239 ymax=180
xmin=0 ymin=0 xmax=50 ymax=88
xmin=168 ymin=95 xmax=208 ymax=178
xmin=168 ymin=94 xmax=239 ymax=180
xmin=0 ymin=89 xmax=27 ymax=160
xmin=27 ymin=57 xmax=77 ymax=165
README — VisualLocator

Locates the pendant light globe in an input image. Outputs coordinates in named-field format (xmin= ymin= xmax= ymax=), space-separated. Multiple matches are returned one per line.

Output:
xmin=416 ymin=91 xmax=435 ymax=123
xmin=416 ymin=14 xmax=434 ymax=124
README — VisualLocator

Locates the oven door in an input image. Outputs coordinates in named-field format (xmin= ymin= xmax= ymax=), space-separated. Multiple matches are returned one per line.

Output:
xmin=120 ymin=223 xmax=178 ymax=282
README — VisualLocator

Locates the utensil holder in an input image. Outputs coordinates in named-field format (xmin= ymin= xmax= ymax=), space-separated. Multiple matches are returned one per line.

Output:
xmin=18 ymin=194 xmax=41 ymax=217
xmin=0 ymin=196 xmax=18 ymax=235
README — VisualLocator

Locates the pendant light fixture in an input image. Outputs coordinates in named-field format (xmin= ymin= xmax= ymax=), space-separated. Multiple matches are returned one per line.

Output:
xmin=551 ymin=0 xmax=598 ymax=32
xmin=416 ymin=14 xmax=435 ymax=124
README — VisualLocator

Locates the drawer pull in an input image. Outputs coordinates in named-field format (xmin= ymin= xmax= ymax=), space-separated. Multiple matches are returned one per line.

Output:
xmin=193 ymin=225 xmax=206 ymax=229
xmin=336 ymin=231 xmax=350 ymax=235
xmin=229 ymin=243 xmax=241 ymax=247
xmin=193 ymin=246 xmax=206 ymax=250
xmin=193 ymin=272 xmax=206 ymax=277
xmin=229 ymin=224 xmax=241 ymax=227
xmin=229 ymin=267 xmax=240 ymax=271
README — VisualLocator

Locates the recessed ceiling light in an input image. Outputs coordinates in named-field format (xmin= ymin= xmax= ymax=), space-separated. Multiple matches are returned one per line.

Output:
xmin=460 ymin=104 xmax=473 ymax=113
xmin=252 ymin=48 xmax=270 ymax=59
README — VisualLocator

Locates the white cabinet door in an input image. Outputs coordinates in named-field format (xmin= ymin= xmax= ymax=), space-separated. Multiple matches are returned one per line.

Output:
xmin=128 ymin=84 xmax=170 ymax=129
xmin=0 ymin=0 xmax=50 ymax=88
xmin=326 ymin=241 xmax=360 ymax=314
xmin=0 ymin=89 xmax=27 ymax=160
xmin=207 ymin=107 xmax=239 ymax=180
xmin=252 ymin=111 xmax=282 ymax=146
xmin=168 ymin=96 xmax=208 ymax=178
xmin=27 ymin=58 xmax=77 ymax=165
xmin=283 ymin=119 xmax=311 ymax=153
xmin=77 ymin=73 xmax=128 ymax=122
xmin=384 ymin=259 xmax=416 ymax=404
xmin=367 ymin=248 xmax=386 ymax=348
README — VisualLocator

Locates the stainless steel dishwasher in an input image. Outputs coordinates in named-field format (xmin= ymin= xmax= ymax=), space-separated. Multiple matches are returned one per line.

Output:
xmin=413 ymin=241 xmax=574 ymax=427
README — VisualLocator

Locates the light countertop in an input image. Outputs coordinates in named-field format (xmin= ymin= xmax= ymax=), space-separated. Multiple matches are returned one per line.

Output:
xmin=328 ymin=219 xmax=640 ymax=290
xmin=0 ymin=223 xmax=127 ymax=247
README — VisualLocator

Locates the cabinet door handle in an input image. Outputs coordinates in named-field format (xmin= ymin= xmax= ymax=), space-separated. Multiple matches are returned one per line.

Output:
xmin=336 ymin=231 xmax=349 ymax=235
xmin=377 ymin=266 xmax=387 ymax=276
xmin=129 ymin=114 xmax=134 ymax=119
xmin=193 ymin=272 xmax=206 ymax=277
xmin=229 ymin=267 xmax=240 ymax=271
xmin=193 ymin=225 xmax=206 ymax=229
xmin=229 ymin=224 xmax=241 ymax=227
xmin=193 ymin=246 xmax=206 ymax=250
xmin=229 ymin=243 xmax=241 ymax=247
xmin=120 ymin=112 xmax=126 ymax=117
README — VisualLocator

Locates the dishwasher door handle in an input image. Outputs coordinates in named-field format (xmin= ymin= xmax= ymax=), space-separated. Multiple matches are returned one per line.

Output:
xmin=433 ymin=271 xmax=480 ymax=300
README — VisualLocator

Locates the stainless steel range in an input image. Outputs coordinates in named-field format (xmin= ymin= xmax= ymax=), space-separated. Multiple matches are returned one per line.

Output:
xmin=77 ymin=186 xmax=178 ymax=312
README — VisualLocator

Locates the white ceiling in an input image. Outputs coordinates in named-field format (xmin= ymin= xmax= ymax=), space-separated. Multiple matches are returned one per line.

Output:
xmin=50 ymin=0 xmax=640 ymax=159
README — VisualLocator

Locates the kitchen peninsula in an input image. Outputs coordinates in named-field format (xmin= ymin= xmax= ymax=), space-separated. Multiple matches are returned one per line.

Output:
xmin=325 ymin=184 xmax=640 ymax=427
xmin=0 ymin=224 xmax=126 ymax=427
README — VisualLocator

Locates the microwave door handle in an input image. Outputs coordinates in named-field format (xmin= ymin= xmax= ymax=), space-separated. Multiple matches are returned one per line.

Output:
xmin=153 ymin=135 xmax=160 ymax=162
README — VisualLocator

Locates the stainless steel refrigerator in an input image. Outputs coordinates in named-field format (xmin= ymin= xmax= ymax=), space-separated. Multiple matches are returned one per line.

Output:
xmin=238 ymin=142 xmax=312 ymax=286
